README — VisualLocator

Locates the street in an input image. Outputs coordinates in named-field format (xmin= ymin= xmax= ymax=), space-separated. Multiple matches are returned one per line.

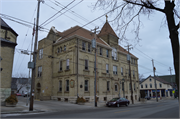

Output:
xmin=1 ymin=98 xmax=179 ymax=118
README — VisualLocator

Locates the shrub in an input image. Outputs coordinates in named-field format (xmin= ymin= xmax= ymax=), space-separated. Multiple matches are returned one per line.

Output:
xmin=5 ymin=94 xmax=18 ymax=104
xmin=76 ymin=97 xmax=86 ymax=103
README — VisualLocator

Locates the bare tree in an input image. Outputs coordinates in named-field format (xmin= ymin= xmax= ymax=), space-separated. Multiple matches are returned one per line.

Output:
xmin=93 ymin=0 xmax=179 ymax=95
xmin=139 ymin=73 xmax=144 ymax=81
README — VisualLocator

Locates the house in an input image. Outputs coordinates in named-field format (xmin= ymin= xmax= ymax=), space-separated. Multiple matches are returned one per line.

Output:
xmin=139 ymin=75 xmax=173 ymax=98
xmin=34 ymin=18 xmax=139 ymax=102
xmin=11 ymin=78 xmax=31 ymax=95
xmin=0 ymin=18 xmax=18 ymax=105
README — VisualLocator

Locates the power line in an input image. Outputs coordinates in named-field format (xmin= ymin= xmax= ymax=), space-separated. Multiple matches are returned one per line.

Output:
xmin=40 ymin=0 xmax=75 ymax=26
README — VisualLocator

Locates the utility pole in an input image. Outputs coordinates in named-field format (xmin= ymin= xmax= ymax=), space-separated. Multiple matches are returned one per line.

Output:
xmin=152 ymin=59 xmax=158 ymax=102
xmin=125 ymin=44 xmax=134 ymax=104
xmin=91 ymin=26 xmax=99 ymax=107
xmin=29 ymin=0 xmax=43 ymax=111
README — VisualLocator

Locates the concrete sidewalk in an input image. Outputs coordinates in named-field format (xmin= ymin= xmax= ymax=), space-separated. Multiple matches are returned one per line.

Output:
xmin=1 ymin=97 xmax=176 ymax=114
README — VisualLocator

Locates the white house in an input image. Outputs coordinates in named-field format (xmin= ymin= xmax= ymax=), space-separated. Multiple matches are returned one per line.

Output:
xmin=139 ymin=76 xmax=173 ymax=98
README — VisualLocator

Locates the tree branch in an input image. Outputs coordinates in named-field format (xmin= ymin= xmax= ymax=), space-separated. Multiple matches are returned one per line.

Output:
xmin=125 ymin=0 xmax=165 ymax=13
xmin=175 ymin=21 xmax=180 ymax=30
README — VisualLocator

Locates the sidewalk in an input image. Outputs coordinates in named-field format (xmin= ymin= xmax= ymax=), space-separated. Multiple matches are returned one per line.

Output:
xmin=1 ymin=97 xmax=176 ymax=114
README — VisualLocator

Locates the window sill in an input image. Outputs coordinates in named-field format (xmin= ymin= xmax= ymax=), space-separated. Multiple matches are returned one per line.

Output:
xmin=58 ymin=70 xmax=63 ymax=73
xmin=65 ymin=69 xmax=70 ymax=72
xmin=93 ymin=71 xmax=99 ymax=73
xmin=64 ymin=91 xmax=69 ymax=93
xmin=103 ymin=91 xmax=110 ymax=93
xmin=83 ymin=69 xmax=90 ymax=72
xmin=84 ymin=91 xmax=90 ymax=93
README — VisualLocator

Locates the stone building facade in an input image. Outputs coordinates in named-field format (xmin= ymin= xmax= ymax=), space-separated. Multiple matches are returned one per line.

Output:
xmin=0 ymin=18 xmax=18 ymax=105
xmin=35 ymin=21 xmax=139 ymax=103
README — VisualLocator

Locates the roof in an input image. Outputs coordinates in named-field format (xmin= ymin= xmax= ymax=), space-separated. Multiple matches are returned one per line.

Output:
xmin=140 ymin=76 xmax=171 ymax=85
xmin=157 ymin=75 xmax=176 ymax=83
xmin=119 ymin=45 xmax=138 ymax=58
xmin=56 ymin=26 xmax=108 ymax=46
xmin=98 ymin=21 xmax=118 ymax=38
xmin=0 ymin=18 xmax=18 ymax=36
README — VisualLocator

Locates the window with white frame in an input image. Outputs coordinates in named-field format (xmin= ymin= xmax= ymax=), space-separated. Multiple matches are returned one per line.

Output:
xmin=115 ymin=84 xmax=118 ymax=91
xmin=59 ymin=60 xmax=62 ymax=71
xmin=106 ymin=49 xmax=109 ymax=57
xmin=145 ymin=84 xmax=148 ymax=88
xmin=66 ymin=59 xmax=69 ymax=70
xmin=85 ymin=80 xmax=88 ymax=91
xmin=113 ymin=66 xmax=117 ymax=74
xmin=85 ymin=59 xmax=88 ymax=70
xmin=88 ymin=43 xmax=91 ymax=52
xmin=100 ymin=47 xmax=102 ymax=55
xmin=107 ymin=81 xmax=110 ymax=91
xmin=112 ymin=47 xmax=117 ymax=60
xmin=66 ymin=80 xmax=69 ymax=91
xmin=121 ymin=67 xmax=123 ymax=75
xmin=106 ymin=64 xmax=109 ymax=73
xmin=38 ymin=66 xmax=42 ymax=77
xmin=59 ymin=80 xmax=62 ymax=91
xmin=82 ymin=41 xmax=85 ymax=50
xmin=150 ymin=83 xmax=152 ymax=88
xmin=39 ymin=49 xmax=43 ymax=59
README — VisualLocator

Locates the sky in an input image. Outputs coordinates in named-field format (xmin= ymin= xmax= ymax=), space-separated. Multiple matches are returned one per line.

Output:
xmin=1 ymin=0 xmax=178 ymax=79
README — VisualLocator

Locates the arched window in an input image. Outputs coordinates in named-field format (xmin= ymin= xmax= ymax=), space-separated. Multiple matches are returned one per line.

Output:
xmin=57 ymin=48 xmax=60 ymax=53
xmin=60 ymin=47 xmax=62 ymax=52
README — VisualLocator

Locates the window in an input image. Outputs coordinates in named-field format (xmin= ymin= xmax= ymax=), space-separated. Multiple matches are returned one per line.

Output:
xmin=107 ymin=81 xmax=110 ymax=91
xmin=115 ymin=84 xmax=118 ymax=91
xmin=88 ymin=43 xmax=91 ymax=52
xmin=145 ymin=84 xmax=148 ymax=88
xmin=134 ymin=83 xmax=135 ymax=90
xmin=57 ymin=48 xmax=60 ymax=53
xmin=122 ymin=82 xmax=124 ymax=91
xmin=66 ymin=59 xmax=69 ymax=70
xmin=159 ymin=83 xmax=162 ymax=88
xmin=112 ymin=47 xmax=117 ymax=60
xmin=82 ymin=41 xmax=85 ymax=50
xmin=113 ymin=66 xmax=117 ymax=74
xmin=39 ymin=49 xmax=43 ymax=59
xmin=64 ymin=45 xmax=66 ymax=51
xmin=149 ymin=78 xmax=151 ymax=81
xmin=66 ymin=80 xmax=69 ymax=91
xmin=129 ymin=83 xmax=131 ymax=90
xmin=85 ymin=80 xmax=88 ymax=91
xmin=59 ymin=61 xmax=62 ymax=71
xmin=106 ymin=64 xmax=109 ymax=73
xmin=150 ymin=84 xmax=152 ymax=88
xmin=133 ymin=70 xmax=135 ymax=77
xmin=100 ymin=47 xmax=102 ymax=55
xmin=59 ymin=80 xmax=62 ymax=91
xmin=106 ymin=50 xmax=109 ymax=57
xmin=85 ymin=60 xmax=88 ymax=70
xmin=60 ymin=47 xmax=62 ymax=52
xmin=121 ymin=67 xmax=123 ymax=75
xmin=141 ymin=84 xmax=143 ymax=88
xmin=38 ymin=66 xmax=42 ymax=77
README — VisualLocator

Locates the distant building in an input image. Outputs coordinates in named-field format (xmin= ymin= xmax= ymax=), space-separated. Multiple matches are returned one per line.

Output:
xmin=0 ymin=18 xmax=18 ymax=105
xmin=11 ymin=78 xmax=31 ymax=95
xmin=34 ymin=18 xmax=140 ymax=103
xmin=139 ymin=76 xmax=173 ymax=98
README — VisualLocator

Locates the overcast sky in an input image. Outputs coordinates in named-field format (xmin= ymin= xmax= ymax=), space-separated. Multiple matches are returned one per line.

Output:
xmin=1 ymin=0 xmax=178 ymax=79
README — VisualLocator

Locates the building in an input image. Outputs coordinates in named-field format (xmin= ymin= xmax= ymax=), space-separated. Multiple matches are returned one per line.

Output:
xmin=139 ymin=76 xmax=173 ymax=98
xmin=0 ymin=18 xmax=18 ymax=105
xmin=11 ymin=78 xmax=31 ymax=95
xmin=34 ymin=19 xmax=139 ymax=103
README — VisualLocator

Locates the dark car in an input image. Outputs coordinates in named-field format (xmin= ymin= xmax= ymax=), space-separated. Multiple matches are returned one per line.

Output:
xmin=145 ymin=96 xmax=151 ymax=100
xmin=106 ymin=97 xmax=130 ymax=107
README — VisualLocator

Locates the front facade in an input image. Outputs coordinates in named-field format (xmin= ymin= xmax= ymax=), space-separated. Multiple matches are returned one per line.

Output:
xmin=140 ymin=76 xmax=173 ymax=98
xmin=0 ymin=18 xmax=18 ymax=105
xmin=35 ymin=20 xmax=139 ymax=103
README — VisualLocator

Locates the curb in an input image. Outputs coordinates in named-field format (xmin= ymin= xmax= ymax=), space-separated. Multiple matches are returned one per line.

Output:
xmin=1 ymin=110 xmax=45 ymax=114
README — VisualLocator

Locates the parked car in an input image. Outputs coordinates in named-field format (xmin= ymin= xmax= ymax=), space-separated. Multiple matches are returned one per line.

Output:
xmin=16 ymin=93 xmax=22 ymax=96
xmin=106 ymin=97 xmax=130 ymax=107
xmin=145 ymin=96 xmax=151 ymax=100
xmin=23 ymin=92 xmax=30 ymax=97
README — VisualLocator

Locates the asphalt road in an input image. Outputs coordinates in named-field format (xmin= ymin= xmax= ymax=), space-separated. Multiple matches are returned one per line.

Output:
xmin=2 ymin=99 xmax=179 ymax=118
